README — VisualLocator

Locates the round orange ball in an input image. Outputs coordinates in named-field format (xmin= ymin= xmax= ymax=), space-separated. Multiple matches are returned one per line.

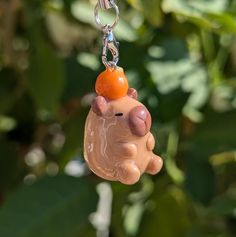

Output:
xmin=95 ymin=67 xmax=129 ymax=100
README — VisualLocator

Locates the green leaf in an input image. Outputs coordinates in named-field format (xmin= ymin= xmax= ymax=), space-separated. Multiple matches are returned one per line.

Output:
xmin=206 ymin=12 xmax=236 ymax=34
xmin=137 ymin=187 xmax=193 ymax=237
xmin=127 ymin=0 xmax=164 ymax=26
xmin=110 ymin=182 xmax=140 ymax=237
xmin=183 ymin=108 xmax=236 ymax=204
xmin=147 ymin=49 xmax=205 ymax=96
xmin=0 ymin=115 xmax=16 ymax=132
xmin=157 ymin=88 xmax=190 ymax=122
xmin=146 ymin=38 xmax=209 ymax=121
xmin=162 ymin=0 xmax=236 ymax=34
xmin=162 ymin=0 xmax=228 ymax=14
xmin=27 ymin=27 xmax=65 ymax=114
xmin=62 ymin=56 xmax=97 ymax=102
xmin=211 ymin=188 xmax=236 ymax=216
xmin=190 ymin=108 xmax=236 ymax=152
xmin=0 ymin=175 xmax=98 ymax=237
xmin=185 ymin=153 xmax=216 ymax=204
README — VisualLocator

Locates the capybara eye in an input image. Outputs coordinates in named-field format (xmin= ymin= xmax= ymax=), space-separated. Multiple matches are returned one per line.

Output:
xmin=115 ymin=113 xmax=123 ymax=116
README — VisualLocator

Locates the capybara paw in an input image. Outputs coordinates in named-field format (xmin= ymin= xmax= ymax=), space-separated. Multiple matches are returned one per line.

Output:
xmin=119 ymin=143 xmax=137 ymax=157
xmin=145 ymin=155 xmax=163 ymax=175
xmin=116 ymin=160 xmax=141 ymax=185
xmin=146 ymin=133 xmax=155 ymax=151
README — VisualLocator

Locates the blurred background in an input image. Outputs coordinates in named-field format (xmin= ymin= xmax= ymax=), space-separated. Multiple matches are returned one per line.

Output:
xmin=0 ymin=0 xmax=236 ymax=236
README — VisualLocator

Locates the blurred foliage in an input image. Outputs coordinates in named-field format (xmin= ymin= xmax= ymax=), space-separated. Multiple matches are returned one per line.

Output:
xmin=0 ymin=0 xmax=236 ymax=237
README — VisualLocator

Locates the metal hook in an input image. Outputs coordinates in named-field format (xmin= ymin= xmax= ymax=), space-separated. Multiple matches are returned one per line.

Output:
xmin=94 ymin=0 xmax=120 ymax=68
xmin=102 ymin=28 xmax=119 ymax=68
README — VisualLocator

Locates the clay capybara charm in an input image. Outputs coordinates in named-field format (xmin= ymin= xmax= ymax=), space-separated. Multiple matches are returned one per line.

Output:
xmin=83 ymin=68 xmax=163 ymax=185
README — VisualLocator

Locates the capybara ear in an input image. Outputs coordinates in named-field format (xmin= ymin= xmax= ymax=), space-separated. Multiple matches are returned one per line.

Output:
xmin=127 ymin=88 xmax=138 ymax=100
xmin=91 ymin=96 xmax=108 ymax=116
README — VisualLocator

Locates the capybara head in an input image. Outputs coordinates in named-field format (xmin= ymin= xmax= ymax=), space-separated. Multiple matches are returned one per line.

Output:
xmin=91 ymin=88 xmax=152 ymax=137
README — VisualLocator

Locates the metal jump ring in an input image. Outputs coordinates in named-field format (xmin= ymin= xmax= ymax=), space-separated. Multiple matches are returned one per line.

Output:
xmin=94 ymin=1 xmax=119 ymax=31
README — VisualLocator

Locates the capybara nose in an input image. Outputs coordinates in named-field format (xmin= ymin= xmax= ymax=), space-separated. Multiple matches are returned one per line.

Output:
xmin=128 ymin=106 xmax=151 ymax=137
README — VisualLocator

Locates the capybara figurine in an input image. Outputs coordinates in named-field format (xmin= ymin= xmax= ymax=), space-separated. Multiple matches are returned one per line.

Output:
xmin=84 ymin=88 xmax=163 ymax=185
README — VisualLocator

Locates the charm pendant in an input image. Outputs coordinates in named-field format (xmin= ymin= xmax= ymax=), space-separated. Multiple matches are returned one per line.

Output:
xmin=84 ymin=68 xmax=163 ymax=185
xmin=83 ymin=0 xmax=163 ymax=185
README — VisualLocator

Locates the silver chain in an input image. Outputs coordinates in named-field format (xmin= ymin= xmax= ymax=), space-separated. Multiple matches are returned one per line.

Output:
xmin=94 ymin=0 xmax=120 ymax=69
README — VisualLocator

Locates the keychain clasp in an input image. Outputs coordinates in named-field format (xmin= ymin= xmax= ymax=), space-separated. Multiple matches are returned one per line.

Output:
xmin=94 ymin=0 xmax=120 ymax=69
xmin=102 ymin=29 xmax=119 ymax=68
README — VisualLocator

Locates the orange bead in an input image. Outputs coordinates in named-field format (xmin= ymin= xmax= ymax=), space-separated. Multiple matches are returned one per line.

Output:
xmin=95 ymin=67 xmax=129 ymax=100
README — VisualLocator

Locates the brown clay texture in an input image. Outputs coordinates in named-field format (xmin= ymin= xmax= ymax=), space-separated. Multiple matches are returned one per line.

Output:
xmin=84 ymin=89 xmax=163 ymax=185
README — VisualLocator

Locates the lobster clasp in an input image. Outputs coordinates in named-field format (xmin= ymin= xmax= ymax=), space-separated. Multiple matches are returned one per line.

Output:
xmin=102 ymin=29 xmax=119 ymax=68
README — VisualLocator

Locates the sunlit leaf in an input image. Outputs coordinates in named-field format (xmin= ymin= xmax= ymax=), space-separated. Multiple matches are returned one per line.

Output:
xmin=206 ymin=13 xmax=236 ymax=34
xmin=162 ymin=0 xmax=228 ymax=15
xmin=162 ymin=0 xmax=236 ymax=34
xmin=0 ymin=115 xmax=16 ymax=132
xmin=127 ymin=0 xmax=163 ymax=26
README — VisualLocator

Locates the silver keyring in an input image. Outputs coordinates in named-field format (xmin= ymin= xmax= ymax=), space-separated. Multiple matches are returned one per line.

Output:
xmin=94 ymin=1 xmax=119 ymax=31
